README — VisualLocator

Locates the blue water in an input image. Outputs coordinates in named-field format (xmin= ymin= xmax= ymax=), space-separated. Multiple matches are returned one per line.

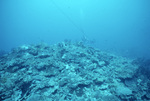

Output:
xmin=0 ymin=0 xmax=150 ymax=59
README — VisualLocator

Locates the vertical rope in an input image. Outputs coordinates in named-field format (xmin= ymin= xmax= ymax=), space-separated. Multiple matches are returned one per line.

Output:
xmin=51 ymin=0 xmax=85 ymax=35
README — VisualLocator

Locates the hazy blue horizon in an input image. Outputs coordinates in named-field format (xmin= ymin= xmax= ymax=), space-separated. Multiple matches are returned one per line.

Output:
xmin=0 ymin=0 xmax=150 ymax=59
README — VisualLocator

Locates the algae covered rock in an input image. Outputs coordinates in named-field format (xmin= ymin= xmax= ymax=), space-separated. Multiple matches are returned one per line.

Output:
xmin=0 ymin=41 xmax=148 ymax=101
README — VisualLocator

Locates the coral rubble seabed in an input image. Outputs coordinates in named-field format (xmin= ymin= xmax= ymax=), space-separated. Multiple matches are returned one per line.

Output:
xmin=0 ymin=41 xmax=150 ymax=101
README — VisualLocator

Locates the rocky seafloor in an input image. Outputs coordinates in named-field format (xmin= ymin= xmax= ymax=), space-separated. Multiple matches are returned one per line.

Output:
xmin=0 ymin=41 xmax=150 ymax=101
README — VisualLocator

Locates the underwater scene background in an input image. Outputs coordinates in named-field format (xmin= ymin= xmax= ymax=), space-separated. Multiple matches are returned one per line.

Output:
xmin=0 ymin=0 xmax=150 ymax=101
xmin=0 ymin=0 xmax=150 ymax=59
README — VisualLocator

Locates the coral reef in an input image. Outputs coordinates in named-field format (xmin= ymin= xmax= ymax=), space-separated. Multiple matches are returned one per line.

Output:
xmin=0 ymin=41 xmax=149 ymax=101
